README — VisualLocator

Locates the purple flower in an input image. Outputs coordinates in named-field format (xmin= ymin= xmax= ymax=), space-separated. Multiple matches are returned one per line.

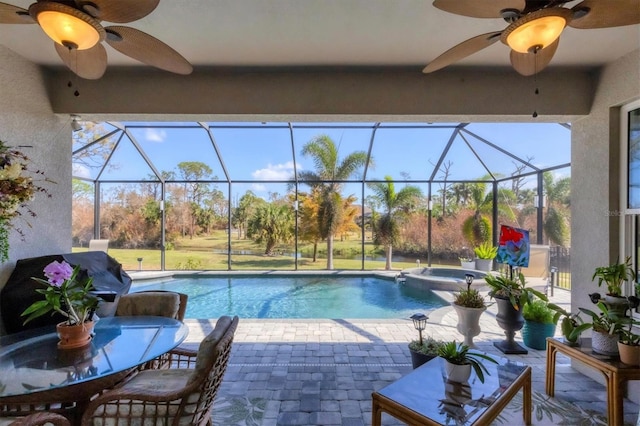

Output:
xmin=43 ymin=261 xmax=73 ymax=287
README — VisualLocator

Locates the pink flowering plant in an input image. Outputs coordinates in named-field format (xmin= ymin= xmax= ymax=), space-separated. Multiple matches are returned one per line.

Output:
xmin=21 ymin=260 xmax=99 ymax=326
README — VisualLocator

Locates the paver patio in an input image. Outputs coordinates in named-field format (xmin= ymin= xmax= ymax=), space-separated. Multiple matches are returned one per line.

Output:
xmin=176 ymin=286 xmax=640 ymax=425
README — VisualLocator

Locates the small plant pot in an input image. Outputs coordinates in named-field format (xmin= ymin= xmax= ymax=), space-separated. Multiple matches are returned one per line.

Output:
xmin=617 ymin=342 xmax=640 ymax=366
xmin=460 ymin=261 xmax=476 ymax=270
xmin=591 ymin=330 xmax=619 ymax=356
xmin=474 ymin=259 xmax=493 ymax=272
xmin=56 ymin=320 xmax=94 ymax=349
xmin=444 ymin=360 xmax=472 ymax=383
xmin=409 ymin=349 xmax=436 ymax=369
xmin=522 ymin=320 xmax=556 ymax=350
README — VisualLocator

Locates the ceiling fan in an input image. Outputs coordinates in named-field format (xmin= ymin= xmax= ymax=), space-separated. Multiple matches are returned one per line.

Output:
xmin=0 ymin=0 xmax=192 ymax=79
xmin=423 ymin=0 xmax=640 ymax=76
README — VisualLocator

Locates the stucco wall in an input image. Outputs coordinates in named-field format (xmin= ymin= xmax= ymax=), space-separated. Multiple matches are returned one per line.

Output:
xmin=0 ymin=45 xmax=72 ymax=334
xmin=571 ymin=48 xmax=640 ymax=400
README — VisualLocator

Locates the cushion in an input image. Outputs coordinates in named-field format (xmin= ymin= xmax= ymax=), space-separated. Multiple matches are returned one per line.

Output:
xmin=186 ymin=316 xmax=233 ymax=386
xmin=115 ymin=292 xmax=180 ymax=319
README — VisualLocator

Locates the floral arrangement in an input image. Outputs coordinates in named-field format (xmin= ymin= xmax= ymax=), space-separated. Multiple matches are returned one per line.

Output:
xmin=21 ymin=260 xmax=99 ymax=327
xmin=0 ymin=140 xmax=52 ymax=263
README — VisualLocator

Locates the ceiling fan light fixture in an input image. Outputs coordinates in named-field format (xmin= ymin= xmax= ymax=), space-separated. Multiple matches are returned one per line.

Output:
xmin=29 ymin=2 xmax=105 ymax=50
xmin=502 ymin=8 xmax=572 ymax=54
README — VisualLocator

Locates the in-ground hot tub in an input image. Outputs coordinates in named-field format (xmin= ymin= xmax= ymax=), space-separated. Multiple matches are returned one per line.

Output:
xmin=400 ymin=267 xmax=488 ymax=292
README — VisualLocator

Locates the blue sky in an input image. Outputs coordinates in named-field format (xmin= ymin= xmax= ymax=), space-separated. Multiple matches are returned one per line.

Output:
xmin=73 ymin=122 xmax=570 ymax=201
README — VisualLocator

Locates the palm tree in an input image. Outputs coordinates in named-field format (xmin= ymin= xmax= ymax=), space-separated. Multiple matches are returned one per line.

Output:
xmin=368 ymin=176 xmax=422 ymax=270
xmin=298 ymin=135 xmax=370 ymax=270
xmin=247 ymin=202 xmax=294 ymax=255
xmin=543 ymin=171 xmax=570 ymax=246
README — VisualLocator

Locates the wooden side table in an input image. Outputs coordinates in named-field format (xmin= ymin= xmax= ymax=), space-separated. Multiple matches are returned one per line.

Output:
xmin=546 ymin=337 xmax=640 ymax=426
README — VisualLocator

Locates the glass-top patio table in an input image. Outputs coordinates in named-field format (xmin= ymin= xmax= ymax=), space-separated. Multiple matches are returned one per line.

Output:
xmin=0 ymin=316 xmax=188 ymax=420
xmin=372 ymin=355 xmax=531 ymax=425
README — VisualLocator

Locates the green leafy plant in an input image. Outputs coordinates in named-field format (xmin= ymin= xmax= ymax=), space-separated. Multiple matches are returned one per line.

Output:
xmin=473 ymin=242 xmax=497 ymax=260
xmin=437 ymin=341 xmax=498 ymax=383
xmin=522 ymin=300 xmax=555 ymax=324
xmin=453 ymin=288 xmax=486 ymax=309
xmin=547 ymin=304 xmax=590 ymax=344
xmin=21 ymin=260 xmax=99 ymax=326
xmin=408 ymin=336 xmax=446 ymax=356
xmin=592 ymin=257 xmax=636 ymax=297
xmin=578 ymin=302 xmax=624 ymax=335
xmin=484 ymin=271 xmax=547 ymax=310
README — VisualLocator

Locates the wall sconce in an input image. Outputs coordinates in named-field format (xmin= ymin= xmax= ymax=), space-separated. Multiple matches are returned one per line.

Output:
xmin=534 ymin=195 xmax=546 ymax=208
xmin=428 ymin=199 xmax=433 ymax=211
xmin=70 ymin=115 xmax=82 ymax=132
xmin=502 ymin=8 xmax=571 ymax=54
xmin=410 ymin=313 xmax=428 ymax=345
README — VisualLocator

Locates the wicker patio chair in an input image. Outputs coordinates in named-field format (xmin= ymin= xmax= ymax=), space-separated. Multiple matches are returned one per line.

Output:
xmin=80 ymin=315 xmax=239 ymax=426
xmin=115 ymin=291 xmax=188 ymax=321
xmin=3 ymin=412 xmax=71 ymax=426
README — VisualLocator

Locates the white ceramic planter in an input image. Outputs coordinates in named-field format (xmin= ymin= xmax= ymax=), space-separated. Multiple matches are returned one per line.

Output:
xmin=474 ymin=259 xmax=493 ymax=272
xmin=591 ymin=330 xmax=619 ymax=356
xmin=460 ymin=261 xmax=476 ymax=270
xmin=452 ymin=304 xmax=486 ymax=347
xmin=444 ymin=360 xmax=472 ymax=383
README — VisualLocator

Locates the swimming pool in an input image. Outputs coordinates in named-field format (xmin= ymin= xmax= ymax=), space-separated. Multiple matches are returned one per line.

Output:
xmin=131 ymin=275 xmax=447 ymax=319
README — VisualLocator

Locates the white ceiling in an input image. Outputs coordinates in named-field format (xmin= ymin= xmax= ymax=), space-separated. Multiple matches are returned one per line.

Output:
xmin=1 ymin=0 xmax=638 ymax=71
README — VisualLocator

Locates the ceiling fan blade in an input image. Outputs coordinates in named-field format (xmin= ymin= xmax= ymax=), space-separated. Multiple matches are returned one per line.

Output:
xmin=510 ymin=39 xmax=559 ymax=76
xmin=55 ymin=42 xmax=107 ymax=80
xmin=105 ymin=26 xmax=193 ymax=75
xmin=432 ymin=0 xmax=525 ymax=18
xmin=0 ymin=2 xmax=34 ymax=24
xmin=569 ymin=0 xmax=640 ymax=29
xmin=84 ymin=0 xmax=160 ymax=23
xmin=423 ymin=31 xmax=502 ymax=74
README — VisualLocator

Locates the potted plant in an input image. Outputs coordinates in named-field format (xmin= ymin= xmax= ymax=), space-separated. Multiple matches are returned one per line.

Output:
xmin=521 ymin=300 xmax=557 ymax=350
xmin=408 ymin=336 xmax=446 ymax=369
xmin=459 ymin=256 xmax=476 ymax=270
xmin=592 ymin=257 xmax=636 ymax=315
xmin=452 ymin=281 xmax=487 ymax=347
xmin=579 ymin=302 xmax=623 ymax=356
xmin=618 ymin=320 xmax=640 ymax=366
xmin=21 ymin=260 xmax=100 ymax=349
xmin=473 ymin=242 xmax=497 ymax=272
xmin=548 ymin=304 xmax=590 ymax=346
xmin=484 ymin=271 xmax=547 ymax=354
xmin=437 ymin=341 xmax=498 ymax=383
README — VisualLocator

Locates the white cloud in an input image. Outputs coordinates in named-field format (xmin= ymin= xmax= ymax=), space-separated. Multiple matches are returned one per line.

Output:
xmin=145 ymin=128 xmax=167 ymax=142
xmin=251 ymin=183 xmax=267 ymax=192
xmin=72 ymin=163 xmax=91 ymax=179
xmin=251 ymin=161 xmax=296 ymax=180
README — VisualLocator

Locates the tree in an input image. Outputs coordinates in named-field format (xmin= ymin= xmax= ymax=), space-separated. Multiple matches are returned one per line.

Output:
xmin=542 ymin=171 xmax=570 ymax=246
xmin=247 ymin=202 xmax=295 ymax=255
xmin=298 ymin=190 xmax=322 ymax=262
xmin=176 ymin=162 xmax=214 ymax=238
xmin=232 ymin=191 xmax=261 ymax=239
xmin=298 ymin=135 xmax=371 ymax=269
xmin=368 ymin=176 xmax=422 ymax=270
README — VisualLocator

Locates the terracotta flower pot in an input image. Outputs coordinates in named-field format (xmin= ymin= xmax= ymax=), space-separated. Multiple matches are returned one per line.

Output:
xmin=56 ymin=320 xmax=95 ymax=349
xmin=617 ymin=341 xmax=640 ymax=366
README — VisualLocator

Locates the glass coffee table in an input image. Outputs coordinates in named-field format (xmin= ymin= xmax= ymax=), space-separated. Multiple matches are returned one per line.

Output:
xmin=372 ymin=356 xmax=531 ymax=425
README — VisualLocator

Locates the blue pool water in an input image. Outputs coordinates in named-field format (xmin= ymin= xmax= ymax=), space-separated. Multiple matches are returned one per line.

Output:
xmin=131 ymin=275 xmax=447 ymax=319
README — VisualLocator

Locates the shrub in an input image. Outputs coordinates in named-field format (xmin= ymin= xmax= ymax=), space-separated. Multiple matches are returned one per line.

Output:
xmin=522 ymin=300 xmax=555 ymax=324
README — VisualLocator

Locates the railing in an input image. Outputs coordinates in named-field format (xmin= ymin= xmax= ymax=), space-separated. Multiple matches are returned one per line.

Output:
xmin=549 ymin=246 xmax=571 ymax=290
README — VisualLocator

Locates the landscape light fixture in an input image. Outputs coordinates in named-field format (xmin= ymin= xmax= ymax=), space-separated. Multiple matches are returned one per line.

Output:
xmin=464 ymin=273 xmax=475 ymax=291
xmin=29 ymin=2 xmax=104 ymax=51
xmin=502 ymin=8 xmax=572 ymax=54
xmin=410 ymin=313 xmax=428 ymax=345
